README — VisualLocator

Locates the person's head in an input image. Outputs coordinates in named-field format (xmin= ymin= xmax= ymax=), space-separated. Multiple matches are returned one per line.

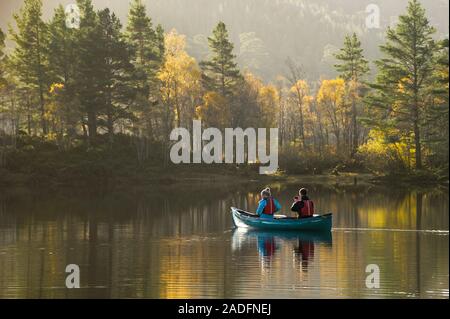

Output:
xmin=299 ymin=188 xmax=308 ymax=197
xmin=261 ymin=187 xmax=271 ymax=199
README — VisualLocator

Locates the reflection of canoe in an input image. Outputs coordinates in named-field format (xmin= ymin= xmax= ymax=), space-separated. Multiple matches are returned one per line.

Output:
xmin=230 ymin=227 xmax=332 ymax=253
xmin=231 ymin=207 xmax=332 ymax=231
xmin=237 ymin=228 xmax=332 ymax=243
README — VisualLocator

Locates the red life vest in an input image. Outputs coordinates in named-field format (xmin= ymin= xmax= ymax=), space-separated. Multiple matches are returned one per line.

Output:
xmin=300 ymin=200 xmax=314 ymax=218
xmin=263 ymin=197 xmax=275 ymax=215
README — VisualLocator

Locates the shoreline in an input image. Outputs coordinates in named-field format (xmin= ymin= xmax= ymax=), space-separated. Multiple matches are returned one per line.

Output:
xmin=1 ymin=166 xmax=447 ymax=193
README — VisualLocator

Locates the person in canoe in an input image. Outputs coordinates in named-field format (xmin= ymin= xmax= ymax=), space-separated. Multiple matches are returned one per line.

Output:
xmin=256 ymin=187 xmax=281 ymax=219
xmin=291 ymin=188 xmax=315 ymax=219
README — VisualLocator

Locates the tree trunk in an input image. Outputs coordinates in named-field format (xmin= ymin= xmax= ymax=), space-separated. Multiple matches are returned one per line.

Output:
xmin=295 ymin=89 xmax=306 ymax=149
xmin=351 ymin=98 xmax=358 ymax=158
xmin=87 ymin=110 xmax=97 ymax=145
xmin=299 ymin=106 xmax=305 ymax=149
xmin=36 ymin=23 xmax=47 ymax=136
xmin=38 ymin=84 xmax=47 ymax=136
xmin=414 ymin=119 xmax=422 ymax=169
xmin=107 ymin=109 xmax=114 ymax=148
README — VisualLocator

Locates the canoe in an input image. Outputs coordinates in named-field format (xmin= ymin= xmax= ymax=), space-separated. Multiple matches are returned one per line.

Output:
xmin=231 ymin=207 xmax=332 ymax=231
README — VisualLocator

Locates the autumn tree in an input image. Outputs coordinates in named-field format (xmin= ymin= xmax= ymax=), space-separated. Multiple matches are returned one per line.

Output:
xmin=317 ymin=78 xmax=347 ymax=152
xmin=241 ymin=72 xmax=279 ymax=129
xmin=289 ymin=80 xmax=312 ymax=148
xmin=158 ymin=29 xmax=201 ymax=130
xmin=231 ymin=72 xmax=261 ymax=129
xmin=196 ymin=92 xmax=230 ymax=129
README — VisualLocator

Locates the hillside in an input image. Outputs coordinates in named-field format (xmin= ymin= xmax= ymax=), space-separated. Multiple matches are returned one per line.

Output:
xmin=1 ymin=0 xmax=448 ymax=81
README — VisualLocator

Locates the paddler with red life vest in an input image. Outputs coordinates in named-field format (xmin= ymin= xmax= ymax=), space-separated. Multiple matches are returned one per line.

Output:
xmin=291 ymin=188 xmax=315 ymax=219
xmin=256 ymin=188 xmax=281 ymax=219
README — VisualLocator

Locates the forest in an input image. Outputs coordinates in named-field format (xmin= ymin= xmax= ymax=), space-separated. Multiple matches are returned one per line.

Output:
xmin=0 ymin=0 xmax=448 ymax=187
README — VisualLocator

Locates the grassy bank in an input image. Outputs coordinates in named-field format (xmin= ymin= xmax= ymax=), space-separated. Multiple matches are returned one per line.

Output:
xmin=0 ymin=135 xmax=447 ymax=190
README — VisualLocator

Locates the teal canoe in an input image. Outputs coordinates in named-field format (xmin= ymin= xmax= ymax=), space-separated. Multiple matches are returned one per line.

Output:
xmin=231 ymin=207 xmax=332 ymax=231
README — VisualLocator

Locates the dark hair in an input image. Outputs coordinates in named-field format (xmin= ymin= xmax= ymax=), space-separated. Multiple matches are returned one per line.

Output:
xmin=299 ymin=188 xmax=308 ymax=196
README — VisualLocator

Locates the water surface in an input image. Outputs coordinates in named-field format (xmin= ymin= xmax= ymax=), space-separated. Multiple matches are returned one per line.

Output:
xmin=0 ymin=183 xmax=448 ymax=298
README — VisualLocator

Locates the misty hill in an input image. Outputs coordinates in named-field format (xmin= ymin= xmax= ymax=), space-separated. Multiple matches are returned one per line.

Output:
xmin=1 ymin=0 xmax=448 ymax=81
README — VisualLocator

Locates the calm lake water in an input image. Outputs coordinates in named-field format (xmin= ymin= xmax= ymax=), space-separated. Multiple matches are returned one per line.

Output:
xmin=0 ymin=182 xmax=448 ymax=299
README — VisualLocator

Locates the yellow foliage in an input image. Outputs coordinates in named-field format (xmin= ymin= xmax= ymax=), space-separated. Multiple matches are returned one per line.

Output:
xmin=317 ymin=78 xmax=345 ymax=106
xmin=359 ymin=129 xmax=414 ymax=170
xmin=196 ymin=91 xmax=230 ymax=128
xmin=164 ymin=28 xmax=187 ymax=57
xmin=49 ymin=83 xmax=64 ymax=94
xmin=244 ymin=72 xmax=263 ymax=92
xmin=396 ymin=77 xmax=412 ymax=94
xmin=158 ymin=29 xmax=201 ymax=125
xmin=258 ymin=85 xmax=279 ymax=128
xmin=290 ymin=80 xmax=308 ymax=96
xmin=290 ymin=80 xmax=312 ymax=110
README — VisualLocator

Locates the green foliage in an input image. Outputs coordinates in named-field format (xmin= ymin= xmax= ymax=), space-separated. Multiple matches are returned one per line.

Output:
xmin=96 ymin=8 xmax=135 ymax=142
xmin=366 ymin=0 xmax=438 ymax=170
xmin=334 ymin=33 xmax=369 ymax=157
xmin=47 ymin=5 xmax=80 ymax=140
xmin=424 ymin=38 xmax=449 ymax=167
xmin=334 ymin=33 xmax=369 ymax=82
xmin=125 ymin=0 xmax=164 ymax=143
xmin=0 ymin=27 xmax=6 ymax=85
xmin=201 ymin=22 xmax=241 ymax=97
xmin=73 ymin=0 xmax=102 ymax=140
xmin=126 ymin=0 xmax=163 ymax=93
xmin=9 ymin=0 xmax=49 ymax=134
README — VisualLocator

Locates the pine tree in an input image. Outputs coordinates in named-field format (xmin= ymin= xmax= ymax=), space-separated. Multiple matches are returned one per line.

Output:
xmin=368 ymin=0 xmax=437 ymax=170
xmin=126 ymin=0 xmax=160 ymax=87
xmin=9 ymin=0 xmax=49 ymax=135
xmin=155 ymin=25 xmax=165 ymax=60
xmin=201 ymin=22 xmax=241 ymax=98
xmin=125 ymin=0 xmax=163 ymax=139
xmin=426 ymin=38 xmax=449 ymax=166
xmin=74 ymin=0 xmax=102 ymax=143
xmin=48 ymin=6 xmax=77 ymax=86
xmin=97 ymin=8 xmax=134 ymax=146
xmin=0 ymin=28 xmax=6 ymax=86
xmin=334 ymin=33 xmax=369 ymax=157
xmin=47 ymin=5 xmax=79 ymax=138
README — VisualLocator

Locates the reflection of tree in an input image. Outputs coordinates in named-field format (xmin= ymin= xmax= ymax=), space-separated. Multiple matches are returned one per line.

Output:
xmin=416 ymin=192 xmax=423 ymax=296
